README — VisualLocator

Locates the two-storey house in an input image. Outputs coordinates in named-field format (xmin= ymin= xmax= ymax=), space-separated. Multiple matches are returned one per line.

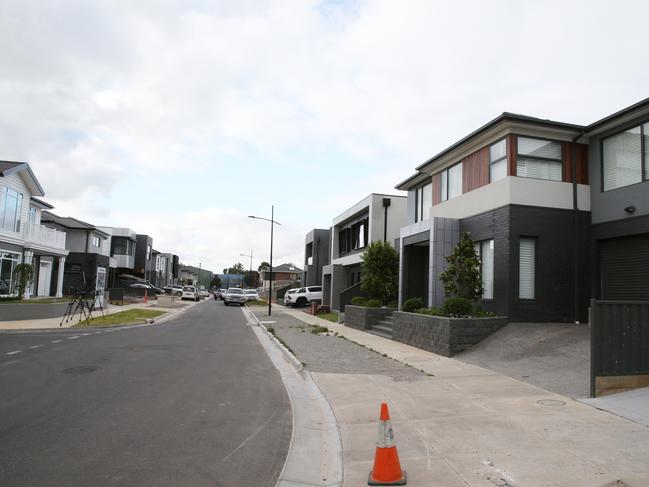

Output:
xmin=302 ymin=228 xmax=330 ymax=287
xmin=40 ymin=212 xmax=111 ymax=295
xmin=0 ymin=161 xmax=68 ymax=298
xmin=98 ymin=226 xmax=138 ymax=287
xmin=396 ymin=114 xmax=590 ymax=322
xmin=322 ymin=193 xmax=407 ymax=311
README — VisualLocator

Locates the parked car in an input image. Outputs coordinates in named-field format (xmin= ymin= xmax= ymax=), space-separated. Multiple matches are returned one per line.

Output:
xmin=168 ymin=285 xmax=183 ymax=296
xmin=224 ymin=288 xmax=247 ymax=306
xmin=283 ymin=288 xmax=299 ymax=305
xmin=214 ymin=288 xmax=227 ymax=300
xmin=198 ymin=289 xmax=210 ymax=298
xmin=243 ymin=289 xmax=260 ymax=301
xmin=181 ymin=286 xmax=199 ymax=301
xmin=284 ymin=286 xmax=322 ymax=307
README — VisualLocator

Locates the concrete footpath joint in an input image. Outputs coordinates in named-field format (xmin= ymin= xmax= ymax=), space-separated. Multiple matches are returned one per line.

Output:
xmin=241 ymin=306 xmax=344 ymax=487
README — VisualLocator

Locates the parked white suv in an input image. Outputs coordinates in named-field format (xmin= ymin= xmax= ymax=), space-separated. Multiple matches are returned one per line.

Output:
xmin=284 ymin=286 xmax=322 ymax=307
xmin=181 ymin=286 xmax=199 ymax=301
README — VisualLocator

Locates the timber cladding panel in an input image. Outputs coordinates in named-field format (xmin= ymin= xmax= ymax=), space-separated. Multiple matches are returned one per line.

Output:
xmin=562 ymin=142 xmax=589 ymax=184
xmin=462 ymin=146 xmax=490 ymax=193
xmin=432 ymin=173 xmax=441 ymax=205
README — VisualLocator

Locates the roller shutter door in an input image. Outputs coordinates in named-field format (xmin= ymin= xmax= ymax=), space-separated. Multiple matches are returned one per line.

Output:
xmin=600 ymin=233 xmax=649 ymax=300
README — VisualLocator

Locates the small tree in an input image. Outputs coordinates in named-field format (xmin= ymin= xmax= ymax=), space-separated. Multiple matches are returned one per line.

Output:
xmin=226 ymin=262 xmax=245 ymax=275
xmin=257 ymin=261 xmax=271 ymax=272
xmin=243 ymin=271 xmax=259 ymax=288
xmin=210 ymin=276 xmax=222 ymax=289
xmin=438 ymin=232 xmax=483 ymax=301
xmin=360 ymin=241 xmax=399 ymax=305
xmin=13 ymin=263 xmax=35 ymax=299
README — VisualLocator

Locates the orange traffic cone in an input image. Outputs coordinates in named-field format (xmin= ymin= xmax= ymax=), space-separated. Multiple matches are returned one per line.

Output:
xmin=368 ymin=402 xmax=407 ymax=485
xmin=143 ymin=289 xmax=148 ymax=304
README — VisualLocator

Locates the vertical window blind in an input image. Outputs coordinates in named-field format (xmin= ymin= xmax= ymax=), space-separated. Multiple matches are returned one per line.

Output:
xmin=475 ymin=239 xmax=494 ymax=300
xmin=519 ymin=238 xmax=536 ymax=300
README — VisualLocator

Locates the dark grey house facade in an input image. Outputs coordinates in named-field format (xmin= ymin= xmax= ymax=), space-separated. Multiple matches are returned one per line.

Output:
xmin=397 ymin=113 xmax=591 ymax=323
xmin=134 ymin=234 xmax=153 ymax=280
xmin=582 ymin=98 xmax=649 ymax=301
xmin=302 ymin=228 xmax=330 ymax=287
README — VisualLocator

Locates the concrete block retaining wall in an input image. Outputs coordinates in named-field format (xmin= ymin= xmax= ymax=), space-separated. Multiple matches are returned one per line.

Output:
xmin=344 ymin=305 xmax=392 ymax=330
xmin=392 ymin=311 xmax=508 ymax=357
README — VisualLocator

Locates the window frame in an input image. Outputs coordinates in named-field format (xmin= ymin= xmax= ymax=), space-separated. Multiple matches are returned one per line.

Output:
xmin=414 ymin=181 xmax=432 ymax=222
xmin=600 ymin=120 xmax=649 ymax=192
xmin=474 ymin=239 xmax=494 ymax=301
xmin=439 ymin=162 xmax=463 ymax=202
xmin=518 ymin=237 xmax=537 ymax=301
xmin=516 ymin=135 xmax=564 ymax=182
xmin=489 ymin=138 xmax=508 ymax=183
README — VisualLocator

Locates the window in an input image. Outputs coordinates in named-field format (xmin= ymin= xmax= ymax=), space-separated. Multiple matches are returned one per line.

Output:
xmin=602 ymin=123 xmax=648 ymax=191
xmin=113 ymin=238 xmax=134 ymax=256
xmin=339 ymin=218 xmax=368 ymax=255
xmin=146 ymin=245 xmax=151 ymax=260
xmin=338 ymin=228 xmax=351 ymax=254
xmin=0 ymin=251 xmax=20 ymax=295
xmin=516 ymin=137 xmax=562 ymax=181
xmin=519 ymin=238 xmax=536 ymax=300
xmin=489 ymin=139 xmax=507 ymax=182
xmin=414 ymin=182 xmax=432 ymax=222
xmin=91 ymin=235 xmax=100 ymax=247
xmin=0 ymin=187 xmax=23 ymax=233
xmin=474 ymin=239 xmax=494 ymax=300
xmin=440 ymin=163 xmax=463 ymax=202
xmin=29 ymin=207 xmax=37 ymax=223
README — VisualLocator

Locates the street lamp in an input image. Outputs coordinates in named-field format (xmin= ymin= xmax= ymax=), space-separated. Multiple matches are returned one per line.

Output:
xmin=249 ymin=206 xmax=281 ymax=316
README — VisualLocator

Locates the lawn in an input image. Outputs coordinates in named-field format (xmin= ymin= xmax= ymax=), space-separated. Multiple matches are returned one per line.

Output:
xmin=316 ymin=312 xmax=339 ymax=323
xmin=71 ymin=309 xmax=166 ymax=328
xmin=246 ymin=299 xmax=268 ymax=306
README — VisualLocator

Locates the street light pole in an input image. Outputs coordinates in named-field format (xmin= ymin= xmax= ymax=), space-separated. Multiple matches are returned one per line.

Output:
xmin=248 ymin=206 xmax=281 ymax=317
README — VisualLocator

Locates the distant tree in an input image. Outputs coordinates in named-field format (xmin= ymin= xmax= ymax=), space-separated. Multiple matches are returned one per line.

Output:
xmin=438 ymin=232 xmax=483 ymax=301
xmin=226 ymin=262 xmax=245 ymax=275
xmin=360 ymin=241 xmax=399 ymax=305
xmin=243 ymin=271 xmax=259 ymax=288
xmin=210 ymin=276 xmax=222 ymax=289
xmin=258 ymin=261 xmax=271 ymax=272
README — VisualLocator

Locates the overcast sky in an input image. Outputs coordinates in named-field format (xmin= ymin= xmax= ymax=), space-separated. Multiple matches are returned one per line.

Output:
xmin=2 ymin=0 xmax=648 ymax=273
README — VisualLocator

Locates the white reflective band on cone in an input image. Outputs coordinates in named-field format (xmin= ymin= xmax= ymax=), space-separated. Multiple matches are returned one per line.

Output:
xmin=376 ymin=420 xmax=396 ymax=448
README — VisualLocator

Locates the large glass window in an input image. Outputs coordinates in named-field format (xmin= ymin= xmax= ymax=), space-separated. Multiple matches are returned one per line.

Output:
xmin=0 ymin=187 xmax=24 ymax=233
xmin=415 ymin=182 xmax=432 ymax=222
xmin=602 ymin=125 xmax=646 ymax=191
xmin=519 ymin=238 xmax=536 ymax=300
xmin=474 ymin=239 xmax=494 ymax=300
xmin=516 ymin=137 xmax=562 ymax=181
xmin=113 ymin=238 xmax=134 ymax=256
xmin=489 ymin=139 xmax=507 ymax=182
xmin=440 ymin=164 xmax=463 ymax=202
xmin=0 ymin=251 xmax=20 ymax=295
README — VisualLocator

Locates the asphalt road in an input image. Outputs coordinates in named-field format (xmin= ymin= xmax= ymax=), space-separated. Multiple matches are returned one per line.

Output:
xmin=0 ymin=299 xmax=292 ymax=487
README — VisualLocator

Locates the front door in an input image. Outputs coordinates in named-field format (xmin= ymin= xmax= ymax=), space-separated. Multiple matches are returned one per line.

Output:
xmin=37 ymin=260 xmax=52 ymax=297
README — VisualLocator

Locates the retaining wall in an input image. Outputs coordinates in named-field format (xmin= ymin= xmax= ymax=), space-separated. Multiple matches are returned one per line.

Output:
xmin=344 ymin=305 xmax=392 ymax=330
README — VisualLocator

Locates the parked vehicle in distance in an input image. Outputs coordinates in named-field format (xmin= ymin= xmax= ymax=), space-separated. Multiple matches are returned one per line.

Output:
xmin=181 ymin=286 xmax=199 ymax=301
xmin=198 ymin=289 xmax=210 ymax=298
xmin=214 ymin=288 xmax=227 ymax=300
xmin=284 ymin=286 xmax=322 ymax=307
xmin=283 ymin=288 xmax=299 ymax=305
xmin=224 ymin=288 xmax=247 ymax=306
xmin=169 ymin=285 xmax=183 ymax=296
xmin=243 ymin=289 xmax=260 ymax=301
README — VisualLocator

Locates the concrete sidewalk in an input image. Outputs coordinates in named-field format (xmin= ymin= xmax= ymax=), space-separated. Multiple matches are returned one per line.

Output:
xmin=0 ymin=299 xmax=192 ymax=330
xmin=283 ymin=308 xmax=649 ymax=487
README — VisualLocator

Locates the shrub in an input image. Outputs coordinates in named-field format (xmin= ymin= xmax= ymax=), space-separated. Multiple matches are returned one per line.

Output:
xmin=365 ymin=299 xmax=382 ymax=308
xmin=361 ymin=241 xmax=399 ymax=305
xmin=386 ymin=300 xmax=398 ymax=309
xmin=351 ymin=296 xmax=368 ymax=306
xmin=438 ymin=232 xmax=483 ymax=301
xmin=402 ymin=297 xmax=424 ymax=313
xmin=442 ymin=296 xmax=473 ymax=317
xmin=417 ymin=307 xmax=446 ymax=316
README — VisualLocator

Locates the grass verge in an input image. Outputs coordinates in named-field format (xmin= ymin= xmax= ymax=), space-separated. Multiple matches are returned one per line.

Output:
xmin=246 ymin=299 xmax=268 ymax=306
xmin=0 ymin=297 xmax=73 ymax=304
xmin=71 ymin=309 xmax=166 ymax=328
xmin=316 ymin=312 xmax=339 ymax=323
xmin=311 ymin=325 xmax=330 ymax=335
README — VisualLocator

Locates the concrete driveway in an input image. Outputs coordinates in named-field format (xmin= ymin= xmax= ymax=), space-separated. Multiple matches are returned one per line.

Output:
xmin=456 ymin=322 xmax=590 ymax=398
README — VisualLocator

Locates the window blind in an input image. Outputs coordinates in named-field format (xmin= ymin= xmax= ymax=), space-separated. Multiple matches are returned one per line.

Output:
xmin=448 ymin=164 xmax=462 ymax=199
xmin=602 ymin=127 xmax=642 ymax=191
xmin=519 ymin=238 xmax=536 ymax=299
xmin=516 ymin=137 xmax=562 ymax=182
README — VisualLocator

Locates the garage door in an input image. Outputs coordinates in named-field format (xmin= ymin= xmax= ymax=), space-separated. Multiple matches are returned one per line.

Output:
xmin=600 ymin=233 xmax=649 ymax=300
